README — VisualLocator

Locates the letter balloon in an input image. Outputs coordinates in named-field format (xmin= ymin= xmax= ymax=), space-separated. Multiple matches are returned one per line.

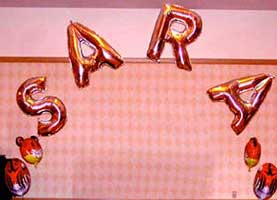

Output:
xmin=147 ymin=4 xmax=202 ymax=70
xmin=207 ymin=74 xmax=274 ymax=135
xmin=67 ymin=21 xmax=123 ymax=88
xmin=16 ymin=76 xmax=67 ymax=136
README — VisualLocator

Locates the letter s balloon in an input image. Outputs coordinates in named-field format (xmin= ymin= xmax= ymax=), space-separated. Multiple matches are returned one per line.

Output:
xmin=16 ymin=76 xmax=67 ymax=136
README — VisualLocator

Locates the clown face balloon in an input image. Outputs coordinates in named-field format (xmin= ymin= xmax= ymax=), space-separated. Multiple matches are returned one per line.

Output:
xmin=4 ymin=158 xmax=31 ymax=196
xmin=16 ymin=136 xmax=43 ymax=167
xmin=253 ymin=163 xmax=277 ymax=200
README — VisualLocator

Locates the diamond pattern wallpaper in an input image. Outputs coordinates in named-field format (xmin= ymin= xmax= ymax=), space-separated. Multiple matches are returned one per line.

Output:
xmin=0 ymin=62 xmax=276 ymax=199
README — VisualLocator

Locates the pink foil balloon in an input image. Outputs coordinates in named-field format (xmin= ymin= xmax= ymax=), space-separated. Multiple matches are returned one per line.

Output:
xmin=16 ymin=76 xmax=67 ymax=136
xmin=67 ymin=21 xmax=124 ymax=88
xmin=207 ymin=74 xmax=274 ymax=135
xmin=147 ymin=4 xmax=202 ymax=70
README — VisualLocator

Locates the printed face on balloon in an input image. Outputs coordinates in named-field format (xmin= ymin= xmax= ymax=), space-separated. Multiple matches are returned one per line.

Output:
xmin=16 ymin=136 xmax=43 ymax=167
xmin=244 ymin=137 xmax=261 ymax=171
xmin=4 ymin=158 xmax=31 ymax=196
xmin=253 ymin=163 xmax=277 ymax=200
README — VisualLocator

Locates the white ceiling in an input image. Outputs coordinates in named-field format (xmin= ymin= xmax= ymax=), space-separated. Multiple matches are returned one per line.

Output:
xmin=0 ymin=0 xmax=277 ymax=10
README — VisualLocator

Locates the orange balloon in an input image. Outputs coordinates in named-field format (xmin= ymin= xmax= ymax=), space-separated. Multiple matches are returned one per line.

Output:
xmin=253 ymin=163 xmax=277 ymax=200
xmin=244 ymin=137 xmax=261 ymax=171
xmin=207 ymin=74 xmax=274 ymax=135
xmin=147 ymin=4 xmax=202 ymax=70
xmin=4 ymin=158 xmax=31 ymax=196
xmin=16 ymin=76 xmax=67 ymax=136
xmin=67 ymin=21 xmax=124 ymax=88
xmin=16 ymin=136 xmax=43 ymax=167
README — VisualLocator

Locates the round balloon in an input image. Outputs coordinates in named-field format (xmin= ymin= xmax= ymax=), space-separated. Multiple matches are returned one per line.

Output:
xmin=16 ymin=136 xmax=43 ymax=167
xmin=4 ymin=158 xmax=31 ymax=196
xmin=253 ymin=163 xmax=277 ymax=200
xmin=244 ymin=137 xmax=261 ymax=171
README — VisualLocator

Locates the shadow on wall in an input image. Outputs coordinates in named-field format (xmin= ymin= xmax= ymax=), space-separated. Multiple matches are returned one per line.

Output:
xmin=0 ymin=155 xmax=12 ymax=200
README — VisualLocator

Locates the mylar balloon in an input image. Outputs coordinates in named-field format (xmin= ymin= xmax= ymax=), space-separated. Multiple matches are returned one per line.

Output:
xmin=67 ymin=21 xmax=123 ymax=88
xmin=253 ymin=163 xmax=277 ymax=200
xmin=147 ymin=4 xmax=202 ymax=70
xmin=4 ymin=158 xmax=31 ymax=196
xmin=16 ymin=76 xmax=67 ymax=136
xmin=207 ymin=74 xmax=274 ymax=135
xmin=244 ymin=137 xmax=261 ymax=171
xmin=16 ymin=136 xmax=43 ymax=167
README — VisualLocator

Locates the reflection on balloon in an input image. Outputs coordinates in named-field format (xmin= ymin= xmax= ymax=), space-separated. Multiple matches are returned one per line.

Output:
xmin=253 ymin=163 xmax=277 ymax=200
xmin=16 ymin=136 xmax=43 ymax=167
xmin=4 ymin=158 xmax=31 ymax=196
xmin=207 ymin=74 xmax=274 ymax=135
xmin=147 ymin=4 xmax=202 ymax=70
xmin=67 ymin=21 xmax=124 ymax=88
xmin=244 ymin=137 xmax=261 ymax=171
xmin=16 ymin=76 xmax=67 ymax=136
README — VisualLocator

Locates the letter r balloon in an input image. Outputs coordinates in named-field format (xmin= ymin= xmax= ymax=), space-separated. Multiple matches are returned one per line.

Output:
xmin=147 ymin=4 xmax=202 ymax=70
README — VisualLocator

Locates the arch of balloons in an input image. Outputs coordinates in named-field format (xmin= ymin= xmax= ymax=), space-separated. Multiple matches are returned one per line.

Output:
xmin=2 ymin=3 xmax=276 ymax=200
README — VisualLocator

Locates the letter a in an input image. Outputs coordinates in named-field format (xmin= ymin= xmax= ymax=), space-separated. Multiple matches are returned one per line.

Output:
xmin=67 ymin=21 xmax=123 ymax=88
xmin=207 ymin=74 xmax=274 ymax=135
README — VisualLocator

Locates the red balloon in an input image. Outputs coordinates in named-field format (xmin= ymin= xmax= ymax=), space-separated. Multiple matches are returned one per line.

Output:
xmin=244 ymin=137 xmax=261 ymax=171
xmin=16 ymin=76 xmax=67 ymax=136
xmin=253 ymin=163 xmax=277 ymax=200
xmin=207 ymin=74 xmax=274 ymax=135
xmin=147 ymin=4 xmax=202 ymax=70
xmin=16 ymin=136 xmax=43 ymax=167
xmin=4 ymin=158 xmax=31 ymax=196
xmin=67 ymin=21 xmax=124 ymax=88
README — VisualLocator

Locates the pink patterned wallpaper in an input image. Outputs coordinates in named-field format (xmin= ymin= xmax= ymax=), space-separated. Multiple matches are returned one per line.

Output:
xmin=0 ymin=62 xmax=276 ymax=199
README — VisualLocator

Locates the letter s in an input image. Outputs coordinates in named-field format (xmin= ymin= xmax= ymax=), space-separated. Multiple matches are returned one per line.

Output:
xmin=16 ymin=76 xmax=67 ymax=136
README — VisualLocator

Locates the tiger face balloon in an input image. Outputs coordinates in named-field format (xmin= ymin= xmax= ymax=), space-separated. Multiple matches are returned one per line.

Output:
xmin=16 ymin=136 xmax=43 ymax=167
xmin=253 ymin=163 xmax=277 ymax=200
xmin=244 ymin=137 xmax=261 ymax=171
xmin=4 ymin=158 xmax=31 ymax=196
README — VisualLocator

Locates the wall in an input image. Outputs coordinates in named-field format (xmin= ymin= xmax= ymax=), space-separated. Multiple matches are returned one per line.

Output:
xmin=0 ymin=62 xmax=276 ymax=199
xmin=0 ymin=8 xmax=277 ymax=59
xmin=0 ymin=6 xmax=277 ymax=199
